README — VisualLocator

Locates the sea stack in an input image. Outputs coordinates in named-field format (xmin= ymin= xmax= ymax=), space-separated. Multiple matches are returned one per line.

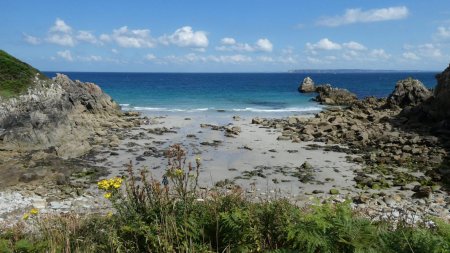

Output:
xmin=298 ymin=76 xmax=315 ymax=93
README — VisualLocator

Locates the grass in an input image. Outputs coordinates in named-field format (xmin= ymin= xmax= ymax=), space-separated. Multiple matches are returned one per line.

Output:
xmin=1 ymin=144 xmax=449 ymax=252
xmin=0 ymin=50 xmax=48 ymax=98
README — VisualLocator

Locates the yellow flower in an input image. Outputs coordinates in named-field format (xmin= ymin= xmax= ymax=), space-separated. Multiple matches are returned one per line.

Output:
xmin=107 ymin=211 xmax=113 ymax=218
xmin=30 ymin=208 xmax=39 ymax=215
xmin=22 ymin=213 xmax=30 ymax=220
xmin=97 ymin=179 xmax=110 ymax=190
xmin=104 ymin=192 xmax=112 ymax=199
xmin=112 ymin=177 xmax=123 ymax=189
xmin=175 ymin=169 xmax=183 ymax=177
xmin=195 ymin=156 xmax=201 ymax=163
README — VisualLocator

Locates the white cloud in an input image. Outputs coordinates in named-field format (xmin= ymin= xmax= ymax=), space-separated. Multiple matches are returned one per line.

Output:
xmin=103 ymin=26 xmax=156 ymax=48
xmin=370 ymin=49 xmax=391 ymax=59
xmin=50 ymin=18 xmax=72 ymax=33
xmin=402 ymin=52 xmax=420 ymax=60
xmin=210 ymin=54 xmax=252 ymax=63
xmin=57 ymin=50 xmax=73 ymax=61
xmin=76 ymin=31 xmax=100 ymax=44
xmin=318 ymin=6 xmax=409 ymax=27
xmin=145 ymin=54 xmax=157 ymax=61
xmin=217 ymin=37 xmax=273 ymax=52
xmin=258 ymin=56 xmax=274 ymax=62
xmin=78 ymin=55 xmax=102 ymax=62
xmin=161 ymin=26 xmax=208 ymax=48
xmin=306 ymin=38 xmax=342 ymax=51
xmin=417 ymin=43 xmax=442 ymax=59
xmin=47 ymin=33 xmax=76 ymax=47
xmin=343 ymin=41 xmax=366 ymax=50
xmin=221 ymin=37 xmax=236 ymax=45
xmin=111 ymin=49 xmax=118 ymax=54
xmin=23 ymin=33 xmax=40 ymax=45
xmin=255 ymin=38 xmax=273 ymax=52
xmin=435 ymin=26 xmax=450 ymax=39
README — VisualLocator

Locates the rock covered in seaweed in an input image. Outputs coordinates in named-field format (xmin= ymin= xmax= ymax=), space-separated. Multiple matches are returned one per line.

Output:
xmin=314 ymin=84 xmax=357 ymax=106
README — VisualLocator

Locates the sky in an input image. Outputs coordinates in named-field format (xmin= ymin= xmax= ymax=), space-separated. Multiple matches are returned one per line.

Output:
xmin=1 ymin=0 xmax=450 ymax=72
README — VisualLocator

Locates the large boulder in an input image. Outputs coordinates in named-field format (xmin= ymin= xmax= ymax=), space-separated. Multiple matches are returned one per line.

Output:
xmin=0 ymin=73 xmax=121 ymax=158
xmin=298 ymin=76 xmax=315 ymax=93
xmin=430 ymin=64 xmax=450 ymax=120
xmin=314 ymin=84 xmax=357 ymax=106
xmin=387 ymin=77 xmax=432 ymax=108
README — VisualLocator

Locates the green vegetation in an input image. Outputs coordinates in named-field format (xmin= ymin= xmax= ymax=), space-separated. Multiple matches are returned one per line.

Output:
xmin=0 ymin=50 xmax=47 ymax=98
xmin=1 ymin=145 xmax=449 ymax=252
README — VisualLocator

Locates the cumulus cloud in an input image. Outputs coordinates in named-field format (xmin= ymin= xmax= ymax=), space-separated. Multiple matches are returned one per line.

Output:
xmin=57 ymin=50 xmax=73 ymax=61
xmin=101 ymin=26 xmax=155 ymax=48
xmin=306 ymin=38 xmax=342 ymax=51
xmin=145 ymin=53 xmax=157 ymax=61
xmin=435 ymin=26 xmax=450 ymax=40
xmin=46 ymin=18 xmax=76 ymax=46
xmin=23 ymin=33 xmax=41 ymax=45
xmin=343 ymin=41 xmax=366 ymax=50
xmin=78 ymin=55 xmax=103 ymax=62
xmin=402 ymin=52 xmax=420 ymax=60
xmin=370 ymin=49 xmax=391 ymax=59
xmin=317 ymin=6 xmax=409 ymax=27
xmin=216 ymin=37 xmax=273 ymax=52
xmin=76 ymin=31 xmax=100 ymax=44
xmin=255 ymin=38 xmax=273 ymax=52
xmin=50 ymin=18 xmax=72 ymax=33
xmin=160 ymin=26 xmax=208 ymax=48
xmin=47 ymin=33 xmax=76 ymax=47
xmin=221 ymin=37 xmax=236 ymax=45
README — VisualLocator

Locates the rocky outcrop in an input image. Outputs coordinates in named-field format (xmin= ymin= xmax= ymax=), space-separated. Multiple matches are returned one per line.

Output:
xmin=314 ymin=84 xmax=357 ymax=106
xmin=387 ymin=78 xmax=432 ymax=108
xmin=298 ymin=76 xmax=315 ymax=93
xmin=0 ymin=74 xmax=129 ymax=158
xmin=426 ymin=65 xmax=450 ymax=121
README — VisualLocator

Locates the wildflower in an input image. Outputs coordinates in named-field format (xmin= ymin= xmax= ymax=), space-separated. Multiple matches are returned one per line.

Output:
xmin=175 ymin=169 xmax=183 ymax=177
xmin=195 ymin=156 xmax=201 ymax=164
xmin=107 ymin=211 xmax=113 ymax=218
xmin=97 ymin=179 xmax=110 ymax=190
xmin=112 ymin=177 xmax=123 ymax=189
xmin=22 ymin=213 xmax=29 ymax=220
xmin=104 ymin=192 xmax=112 ymax=199
xmin=30 ymin=208 xmax=39 ymax=215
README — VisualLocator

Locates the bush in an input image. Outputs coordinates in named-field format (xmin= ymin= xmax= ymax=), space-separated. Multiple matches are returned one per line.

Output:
xmin=1 ymin=144 xmax=449 ymax=252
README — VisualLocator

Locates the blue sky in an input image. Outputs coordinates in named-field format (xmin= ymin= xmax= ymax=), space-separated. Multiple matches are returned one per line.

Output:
xmin=1 ymin=0 xmax=450 ymax=72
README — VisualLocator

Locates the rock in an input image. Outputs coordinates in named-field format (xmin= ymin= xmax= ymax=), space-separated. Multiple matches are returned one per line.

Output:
xmin=413 ymin=185 xmax=432 ymax=198
xmin=312 ymin=190 xmax=324 ymax=194
xmin=298 ymin=76 xmax=315 ymax=93
xmin=300 ymin=161 xmax=313 ymax=171
xmin=315 ymin=84 xmax=357 ymax=106
xmin=329 ymin=188 xmax=339 ymax=195
xmin=387 ymin=78 xmax=432 ymax=108
xmin=55 ymin=173 xmax=69 ymax=185
xmin=19 ymin=173 xmax=38 ymax=183
xmin=0 ymin=73 xmax=121 ymax=158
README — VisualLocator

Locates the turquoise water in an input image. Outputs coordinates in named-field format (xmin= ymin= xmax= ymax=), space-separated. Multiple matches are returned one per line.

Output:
xmin=44 ymin=72 xmax=438 ymax=116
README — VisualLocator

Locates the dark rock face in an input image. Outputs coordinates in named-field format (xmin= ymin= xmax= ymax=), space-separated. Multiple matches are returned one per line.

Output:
xmin=0 ymin=74 xmax=123 ymax=158
xmin=387 ymin=78 xmax=432 ymax=108
xmin=298 ymin=77 xmax=315 ymax=93
xmin=314 ymin=84 xmax=357 ymax=106
xmin=429 ymin=65 xmax=450 ymax=120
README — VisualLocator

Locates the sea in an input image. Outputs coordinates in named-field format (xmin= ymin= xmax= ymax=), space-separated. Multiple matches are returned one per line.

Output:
xmin=43 ymin=72 xmax=438 ymax=117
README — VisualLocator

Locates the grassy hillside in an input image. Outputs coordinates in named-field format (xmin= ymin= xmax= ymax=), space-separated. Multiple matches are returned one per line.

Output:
xmin=0 ymin=50 xmax=48 ymax=98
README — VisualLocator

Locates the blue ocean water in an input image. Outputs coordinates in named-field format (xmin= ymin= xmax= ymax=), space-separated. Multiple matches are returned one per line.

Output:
xmin=43 ymin=72 xmax=438 ymax=116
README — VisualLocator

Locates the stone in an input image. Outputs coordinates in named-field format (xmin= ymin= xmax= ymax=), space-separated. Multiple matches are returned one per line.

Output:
xmin=298 ymin=76 xmax=315 ymax=93
xmin=19 ymin=173 xmax=38 ymax=183
xmin=387 ymin=78 xmax=432 ymax=108
xmin=329 ymin=188 xmax=339 ymax=195
xmin=315 ymin=84 xmax=357 ymax=106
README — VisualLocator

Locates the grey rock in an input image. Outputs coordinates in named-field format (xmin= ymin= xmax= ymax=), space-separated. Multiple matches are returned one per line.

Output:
xmin=298 ymin=76 xmax=315 ymax=93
